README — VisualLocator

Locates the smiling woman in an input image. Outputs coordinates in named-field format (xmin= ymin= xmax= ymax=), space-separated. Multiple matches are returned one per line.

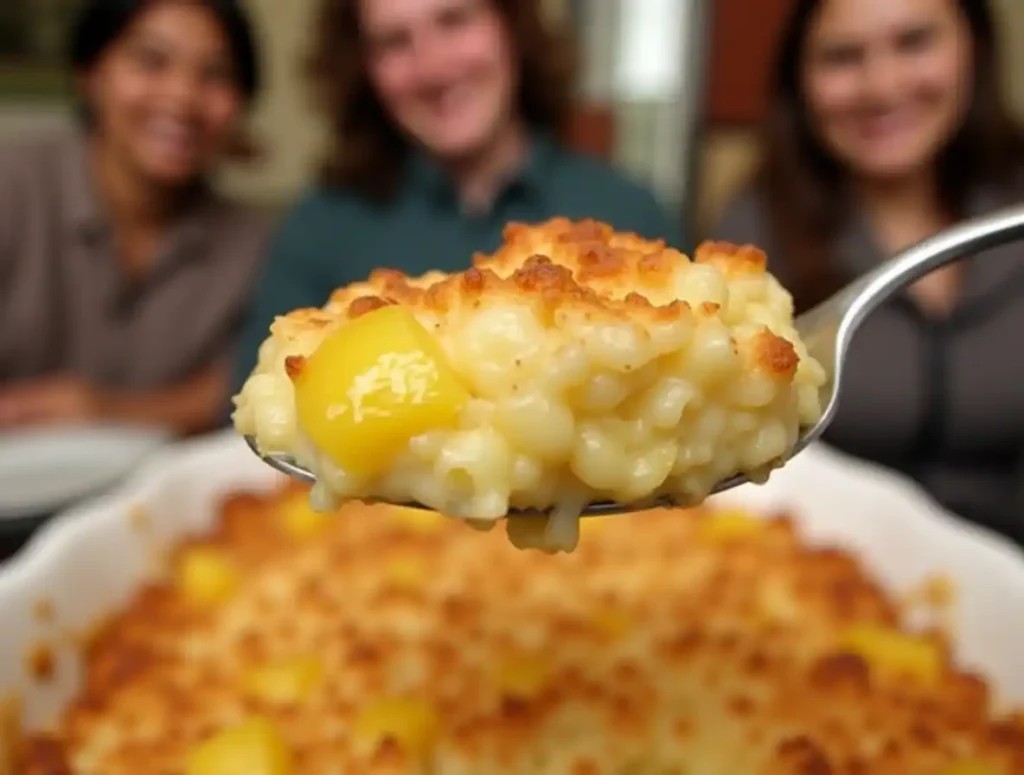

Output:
xmin=712 ymin=0 xmax=1024 ymax=545
xmin=0 ymin=0 xmax=269 ymax=437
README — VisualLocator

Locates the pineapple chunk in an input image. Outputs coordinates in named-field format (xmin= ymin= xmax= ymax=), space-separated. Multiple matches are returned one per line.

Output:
xmin=185 ymin=717 xmax=292 ymax=775
xmin=590 ymin=609 xmax=632 ymax=641
xmin=496 ymin=654 xmax=550 ymax=699
xmin=353 ymin=697 xmax=438 ymax=754
xmin=176 ymin=547 xmax=238 ymax=606
xmin=384 ymin=556 xmax=427 ymax=588
xmin=243 ymin=656 xmax=323 ymax=705
xmin=279 ymin=492 xmax=331 ymax=539
xmin=698 ymin=509 xmax=765 ymax=542
xmin=841 ymin=624 xmax=941 ymax=684
xmin=292 ymin=305 xmax=471 ymax=476
xmin=389 ymin=507 xmax=446 ymax=533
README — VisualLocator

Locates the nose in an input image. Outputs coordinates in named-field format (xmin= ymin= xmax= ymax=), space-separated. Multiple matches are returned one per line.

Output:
xmin=859 ymin=53 xmax=904 ymax=107
xmin=160 ymin=66 xmax=203 ymax=117
xmin=408 ymin=28 xmax=456 ymax=88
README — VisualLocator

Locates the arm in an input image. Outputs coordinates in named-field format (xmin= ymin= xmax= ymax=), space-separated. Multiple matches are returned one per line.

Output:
xmin=98 ymin=362 xmax=230 ymax=436
xmin=0 ymin=364 xmax=228 ymax=437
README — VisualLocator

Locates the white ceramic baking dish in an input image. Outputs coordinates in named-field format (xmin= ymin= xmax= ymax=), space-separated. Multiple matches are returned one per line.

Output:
xmin=2 ymin=431 xmax=1023 ymax=735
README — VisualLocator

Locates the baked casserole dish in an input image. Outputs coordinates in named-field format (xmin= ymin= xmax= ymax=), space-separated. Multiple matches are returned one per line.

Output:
xmin=5 ymin=483 xmax=1023 ymax=774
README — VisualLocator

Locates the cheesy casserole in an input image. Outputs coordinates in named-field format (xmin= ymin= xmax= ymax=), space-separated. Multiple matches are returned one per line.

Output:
xmin=8 ymin=488 xmax=1024 ymax=774
xmin=233 ymin=218 xmax=826 ymax=551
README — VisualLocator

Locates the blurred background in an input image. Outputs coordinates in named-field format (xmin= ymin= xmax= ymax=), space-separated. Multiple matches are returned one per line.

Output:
xmin=2 ymin=0 xmax=1024 ymax=559
xmin=5 ymin=0 xmax=1019 ymax=239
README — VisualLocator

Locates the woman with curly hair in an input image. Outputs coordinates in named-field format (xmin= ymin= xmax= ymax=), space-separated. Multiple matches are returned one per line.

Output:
xmin=233 ymin=0 xmax=680 ymax=389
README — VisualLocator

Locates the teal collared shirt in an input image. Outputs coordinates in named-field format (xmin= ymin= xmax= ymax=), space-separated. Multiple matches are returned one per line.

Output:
xmin=232 ymin=135 xmax=682 ymax=393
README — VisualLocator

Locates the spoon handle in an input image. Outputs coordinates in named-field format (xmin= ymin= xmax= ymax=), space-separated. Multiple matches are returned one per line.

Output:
xmin=836 ymin=203 xmax=1024 ymax=333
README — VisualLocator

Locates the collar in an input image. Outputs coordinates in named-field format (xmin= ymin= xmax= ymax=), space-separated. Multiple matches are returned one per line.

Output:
xmin=59 ymin=130 xmax=215 ymax=254
xmin=406 ymin=129 xmax=558 ymax=207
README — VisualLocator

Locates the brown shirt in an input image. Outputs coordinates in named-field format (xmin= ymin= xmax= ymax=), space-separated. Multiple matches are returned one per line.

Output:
xmin=0 ymin=132 xmax=270 ymax=389
xmin=713 ymin=183 xmax=1024 ymax=544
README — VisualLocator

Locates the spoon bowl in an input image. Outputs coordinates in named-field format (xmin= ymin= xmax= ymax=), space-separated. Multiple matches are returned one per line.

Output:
xmin=244 ymin=203 xmax=1024 ymax=518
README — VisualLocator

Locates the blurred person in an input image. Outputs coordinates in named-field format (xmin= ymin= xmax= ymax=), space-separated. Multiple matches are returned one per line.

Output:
xmin=232 ymin=0 xmax=682 ymax=390
xmin=714 ymin=0 xmax=1024 ymax=542
xmin=0 ymin=0 xmax=266 ymax=435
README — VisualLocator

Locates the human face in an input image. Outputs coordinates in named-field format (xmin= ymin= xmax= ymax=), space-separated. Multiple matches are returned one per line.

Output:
xmin=83 ymin=0 xmax=243 ymax=186
xmin=360 ymin=0 xmax=517 ymax=162
xmin=801 ymin=0 xmax=972 ymax=181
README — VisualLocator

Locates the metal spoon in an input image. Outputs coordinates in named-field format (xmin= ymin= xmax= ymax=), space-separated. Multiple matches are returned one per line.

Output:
xmin=245 ymin=203 xmax=1024 ymax=517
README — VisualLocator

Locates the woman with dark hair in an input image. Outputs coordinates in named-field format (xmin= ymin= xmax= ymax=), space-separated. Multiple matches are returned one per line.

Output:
xmin=714 ymin=0 xmax=1024 ymax=542
xmin=0 ymin=0 xmax=267 ymax=435
xmin=232 ymin=0 xmax=681 ymax=390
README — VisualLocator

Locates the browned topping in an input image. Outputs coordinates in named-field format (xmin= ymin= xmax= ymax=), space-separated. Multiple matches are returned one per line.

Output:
xmin=261 ymin=218 xmax=807 ymax=385
xmin=752 ymin=330 xmax=800 ymax=379
xmin=24 ymin=644 xmax=55 ymax=683
xmin=283 ymin=355 xmax=305 ymax=380
xmin=11 ymin=488 xmax=1022 ymax=773
xmin=695 ymin=240 xmax=769 ymax=274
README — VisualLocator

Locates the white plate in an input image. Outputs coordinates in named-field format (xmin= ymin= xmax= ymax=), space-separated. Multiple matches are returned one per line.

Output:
xmin=0 ymin=425 xmax=170 ymax=520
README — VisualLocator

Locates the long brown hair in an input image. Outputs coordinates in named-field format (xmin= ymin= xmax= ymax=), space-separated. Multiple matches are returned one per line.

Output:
xmin=306 ymin=0 xmax=576 ymax=202
xmin=756 ymin=0 xmax=1024 ymax=313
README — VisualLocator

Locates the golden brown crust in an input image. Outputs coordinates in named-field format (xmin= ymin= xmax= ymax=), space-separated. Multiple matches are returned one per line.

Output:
xmin=13 ymin=487 xmax=1024 ymax=773
xmin=0 ymin=696 xmax=20 ymax=775
xmin=265 ymin=218 xmax=798 ymax=379
xmin=751 ymin=330 xmax=800 ymax=379
xmin=694 ymin=240 xmax=769 ymax=276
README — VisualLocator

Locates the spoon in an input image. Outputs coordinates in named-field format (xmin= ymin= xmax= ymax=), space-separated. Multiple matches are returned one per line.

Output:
xmin=245 ymin=203 xmax=1024 ymax=517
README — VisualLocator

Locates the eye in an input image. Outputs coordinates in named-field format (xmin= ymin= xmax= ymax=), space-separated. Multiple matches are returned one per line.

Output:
xmin=896 ymin=24 xmax=936 ymax=53
xmin=368 ymin=28 xmax=411 ymax=59
xmin=129 ymin=42 xmax=170 ymax=73
xmin=198 ymin=59 xmax=235 ymax=89
xmin=436 ymin=4 xmax=474 ymax=30
xmin=816 ymin=43 xmax=862 ymax=69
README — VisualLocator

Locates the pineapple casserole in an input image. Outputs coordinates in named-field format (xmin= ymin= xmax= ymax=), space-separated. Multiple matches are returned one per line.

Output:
xmin=7 ymin=487 xmax=1023 ymax=774
xmin=232 ymin=218 xmax=826 ymax=551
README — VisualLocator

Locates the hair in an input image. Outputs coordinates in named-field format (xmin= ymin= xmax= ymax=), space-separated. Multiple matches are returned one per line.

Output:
xmin=68 ymin=0 xmax=261 ymax=110
xmin=307 ymin=0 xmax=576 ymax=201
xmin=755 ymin=0 xmax=1024 ymax=313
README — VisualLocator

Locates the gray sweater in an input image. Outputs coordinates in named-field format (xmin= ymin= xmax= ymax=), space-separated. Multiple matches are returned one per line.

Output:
xmin=713 ymin=185 xmax=1024 ymax=545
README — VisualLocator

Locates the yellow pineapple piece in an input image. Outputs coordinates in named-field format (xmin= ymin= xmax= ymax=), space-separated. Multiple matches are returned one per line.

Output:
xmin=243 ymin=656 xmax=323 ymax=705
xmin=389 ymin=507 xmax=446 ymax=533
xmin=292 ymin=305 xmax=471 ymax=476
xmin=841 ymin=624 xmax=941 ymax=685
xmin=185 ymin=717 xmax=292 ymax=775
xmin=278 ymin=492 xmax=331 ymax=539
xmin=590 ymin=609 xmax=632 ymax=641
xmin=384 ymin=556 xmax=427 ymax=588
xmin=176 ymin=547 xmax=238 ymax=606
xmin=496 ymin=654 xmax=551 ymax=700
xmin=353 ymin=697 xmax=438 ymax=755
xmin=698 ymin=508 xmax=765 ymax=542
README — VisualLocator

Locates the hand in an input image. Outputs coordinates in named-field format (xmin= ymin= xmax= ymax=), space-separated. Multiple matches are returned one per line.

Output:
xmin=0 ymin=376 xmax=105 ymax=428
